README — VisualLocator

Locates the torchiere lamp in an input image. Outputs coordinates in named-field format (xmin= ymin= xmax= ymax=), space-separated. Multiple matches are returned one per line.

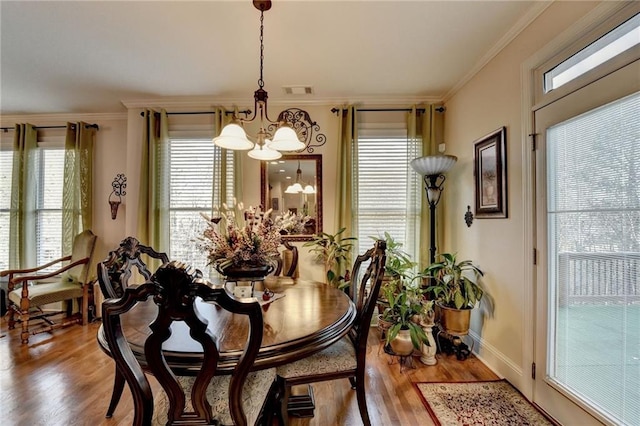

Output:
xmin=410 ymin=155 xmax=457 ymax=264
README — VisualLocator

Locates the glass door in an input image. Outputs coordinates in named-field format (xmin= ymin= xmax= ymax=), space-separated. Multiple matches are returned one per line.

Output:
xmin=534 ymin=59 xmax=640 ymax=425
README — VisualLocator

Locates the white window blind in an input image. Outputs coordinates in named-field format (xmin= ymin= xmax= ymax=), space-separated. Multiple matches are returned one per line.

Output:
xmin=546 ymin=91 xmax=640 ymax=424
xmin=167 ymin=139 xmax=234 ymax=274
xmin=35 ymin=148 xmax=64 ymax=271
xmin=356 ymin=131 xmax=421 ymax=262
xmin=0 ymin=150 xmax=12 ymax=271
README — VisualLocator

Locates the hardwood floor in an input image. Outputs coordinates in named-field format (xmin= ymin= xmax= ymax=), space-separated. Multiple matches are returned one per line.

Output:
xmin=0 ymin=315 xmax=498 ymax=426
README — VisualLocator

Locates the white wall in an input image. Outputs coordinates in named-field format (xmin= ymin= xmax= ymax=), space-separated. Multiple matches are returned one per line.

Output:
xmin=442 ymin=1 xmax=601 ymax=393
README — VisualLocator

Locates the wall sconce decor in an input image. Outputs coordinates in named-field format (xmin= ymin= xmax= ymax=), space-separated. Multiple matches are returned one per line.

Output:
xmin=410 ymin=155 xmax=458 ymax=264
xmin=108 ymin=173 xmax=127 ymax=220
xmin=465 ymin=205 xmax=474 ymax=227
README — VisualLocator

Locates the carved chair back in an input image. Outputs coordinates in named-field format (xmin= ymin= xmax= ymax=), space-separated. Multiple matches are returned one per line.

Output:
xmin=97 ymin=236 xmax=169 ymax=299
xmin=102 ymin=261 xmax=266 ymax=425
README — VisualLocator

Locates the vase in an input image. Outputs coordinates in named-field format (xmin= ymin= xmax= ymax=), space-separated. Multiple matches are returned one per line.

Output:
xmin=389 ymin=328 xmax=414 ymax=356
xmin=216 ymin=263 xmax=274 ymax=281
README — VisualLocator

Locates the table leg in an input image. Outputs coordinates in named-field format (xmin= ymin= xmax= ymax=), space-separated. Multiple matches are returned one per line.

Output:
xmin=287 ymin=384 xmax=315 ymax=418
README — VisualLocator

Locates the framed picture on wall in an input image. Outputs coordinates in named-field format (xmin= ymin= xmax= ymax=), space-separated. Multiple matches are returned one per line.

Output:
xmin=473 ymin=127 xmax=507 ymax=218
xmin=271 ymin=197 xmax=279 ymax=211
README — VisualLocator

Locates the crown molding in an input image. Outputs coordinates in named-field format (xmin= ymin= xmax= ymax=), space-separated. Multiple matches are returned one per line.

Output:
xmin=0 ymin=112 xmax=126 ymax=125
xmin=443 ymin=1 xmax=552 ymax=102
xmin=121 ymin=95 xmax=444 ymax=111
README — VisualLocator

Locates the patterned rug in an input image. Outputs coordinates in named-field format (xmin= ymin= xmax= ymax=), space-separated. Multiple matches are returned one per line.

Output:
xmin=414 ymin=380 xmax=554 ymax=426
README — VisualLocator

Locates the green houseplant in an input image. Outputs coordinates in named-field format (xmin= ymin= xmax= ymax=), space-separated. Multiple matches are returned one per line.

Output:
xmin=381 ymin=278 xmax=431 ymax=355
xmin=303 ymin=227 xmax=357 ymax=289
xmin=424 ymin=252 xmax=484 ymax=335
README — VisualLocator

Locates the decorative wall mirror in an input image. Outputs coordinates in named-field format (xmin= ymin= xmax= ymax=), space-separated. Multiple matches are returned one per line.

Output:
xmin=261 ymin=154 xmax=322 ymax=241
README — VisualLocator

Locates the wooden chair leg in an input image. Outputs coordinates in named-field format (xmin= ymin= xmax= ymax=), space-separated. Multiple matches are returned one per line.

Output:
xmin=355 ymin=369 xmax=371 ymax=426
xmin=106 ymin=368 xmax=126 ymax=418
xmin=8 ymin=306 xmax=16 ymax=329
xmin=20 ymin=308 xmax=30 ymax=344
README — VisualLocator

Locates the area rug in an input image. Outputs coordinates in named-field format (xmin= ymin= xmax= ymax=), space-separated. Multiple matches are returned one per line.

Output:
xmin=414 ymin=380 xmax=554 ymax=426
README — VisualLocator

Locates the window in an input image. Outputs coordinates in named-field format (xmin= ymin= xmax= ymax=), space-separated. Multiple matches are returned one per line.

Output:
xmin=34 ymin=147 xmax=64 ymax=271
xmin=0 ymin=149 xmax=12 ymax=271
xmin=167 ymin=138 xmax=234 ymax=275
xmin=355 ymin=128 xmax=422 ymax=263
xmin=544 ymin=13 xmax=640 ymax=93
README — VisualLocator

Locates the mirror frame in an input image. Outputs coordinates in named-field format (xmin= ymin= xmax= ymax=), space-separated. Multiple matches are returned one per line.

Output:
xmin=261 ymin=154 xmax=322 ymax=241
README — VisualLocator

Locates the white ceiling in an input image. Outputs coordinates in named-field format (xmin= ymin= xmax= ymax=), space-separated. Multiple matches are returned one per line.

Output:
xmin=0 ymin=0 xmax=542 ymax=116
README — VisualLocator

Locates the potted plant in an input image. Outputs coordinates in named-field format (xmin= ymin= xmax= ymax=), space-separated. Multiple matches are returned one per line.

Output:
xmin=303 ymin=227 xmax=357 ymax=289
xmin=382 ymin=278 xmax=431 ymax=356
xmin=424 ymin=252 xmax=484 ymax=335
xmin=370 ymin=232 xmax=417 ymax=322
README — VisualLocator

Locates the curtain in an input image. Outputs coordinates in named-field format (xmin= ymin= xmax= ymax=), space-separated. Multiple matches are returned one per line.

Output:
xmin=405 ymin=107 xmax=423 ymax=269
xmin=8 ymin=124 xmax=37 ymax=269
xmin=62 ymin=122 xmax=96 ymax=254
xmin=212 ymin=107 xmax=241 ymax=208
xmin=137 ymin=109 xmax=170 ymax=253
xmin=408 ymin=105 xmax=445 ymax=269
xmin=335 ymin=105 xmax=358 ymax=272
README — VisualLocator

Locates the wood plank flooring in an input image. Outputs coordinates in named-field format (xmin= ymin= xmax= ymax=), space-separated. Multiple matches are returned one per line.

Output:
xmin=0 ymin=316 xmax=498 ymax=426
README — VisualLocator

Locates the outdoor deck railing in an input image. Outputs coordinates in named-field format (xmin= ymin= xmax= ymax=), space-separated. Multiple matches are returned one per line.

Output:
xmin=558 ymin=252 xmax=640 ymax=305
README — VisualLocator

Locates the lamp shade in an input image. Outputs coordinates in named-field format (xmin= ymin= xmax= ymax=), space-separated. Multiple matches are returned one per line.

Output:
xmin=410 ymin=155 xmax=458 ymax=176
xmin=247 ymin=141 xmax=282 ymax=161
xmin=303 ymin=184 xmax=316 ymax=194
xmin=213 ymin=123 xmax=254 ymax=150
xmin=268 ymin=125 xmax=306 ymax=151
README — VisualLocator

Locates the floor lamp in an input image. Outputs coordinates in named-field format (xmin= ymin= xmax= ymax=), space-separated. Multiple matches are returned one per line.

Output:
xmin=410 ymin=155 xmax=457 ymax=265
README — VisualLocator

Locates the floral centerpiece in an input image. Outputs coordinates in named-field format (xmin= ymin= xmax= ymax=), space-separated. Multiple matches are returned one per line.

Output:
xmin=198 ymin=201 xmax=282 ymax=278
xmin=275 ymin=210 xmax=312 ymax=235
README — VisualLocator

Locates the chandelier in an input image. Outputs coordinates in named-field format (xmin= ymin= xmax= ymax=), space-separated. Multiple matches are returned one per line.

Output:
xmin=213 ymin=0 xmax=305 ymax=161
xmin=285 ymin=161 xmax=316 ymax=194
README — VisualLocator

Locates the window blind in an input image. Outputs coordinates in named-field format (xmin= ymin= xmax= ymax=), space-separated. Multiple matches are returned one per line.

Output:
xmin=546 ymin=91 xmax=640 ymax=424
xmin=167 ymin=139 xmax=234 ymax=274
xmin=356 ymin=133 xmax=421 ymax=263
xmin=0 ymin=150 xmax=12 ymax=270
xmin=35 ymin=148 xmax=64 ymax=271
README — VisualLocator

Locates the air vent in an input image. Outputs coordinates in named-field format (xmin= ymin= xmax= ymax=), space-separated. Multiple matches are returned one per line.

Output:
xmin=283 ymin=85 xmax=314 ymax=95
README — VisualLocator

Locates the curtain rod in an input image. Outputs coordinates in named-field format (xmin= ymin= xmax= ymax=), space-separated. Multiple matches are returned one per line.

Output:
xmin=330 ymin=107 xmax=444 ymax=115
xmin=1 ymin=123 xmax=100 ymax=132
xmin=139 ymin=110 xmax=251 ymax=117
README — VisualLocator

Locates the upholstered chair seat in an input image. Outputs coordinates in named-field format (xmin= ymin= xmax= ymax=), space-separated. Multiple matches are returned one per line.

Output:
xmin=154 ymin=369 xmax=276 ymax=426
xmin=276 ymin=337 xmax=356 ymax=379
xmin=8 ymin=279 xmax=83 ymax=308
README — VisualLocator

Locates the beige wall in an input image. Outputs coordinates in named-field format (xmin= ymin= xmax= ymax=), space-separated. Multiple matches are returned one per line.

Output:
xmin=442 ymin=1 xmax=600 ymax=391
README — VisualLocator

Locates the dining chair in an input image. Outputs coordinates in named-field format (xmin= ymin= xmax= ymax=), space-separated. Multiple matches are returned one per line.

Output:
xmin=273 ymin=241 xmax=299 ymax=278
xmin=101 ymin=260 xmax=277 ymax=426
xmin=0 ymin=229 xmax=97 ymax=344
xmin=96 ymin=236 xmax=170 ymax=418
xmin=275 ymin=239 xmax=387 ymax=426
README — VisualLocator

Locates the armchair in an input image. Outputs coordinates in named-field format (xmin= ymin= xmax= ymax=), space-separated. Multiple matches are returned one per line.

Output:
xmin=0 ymin=230 xmax=97 ymax=344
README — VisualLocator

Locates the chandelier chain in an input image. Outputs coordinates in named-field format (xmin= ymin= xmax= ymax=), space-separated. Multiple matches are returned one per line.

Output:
xmin=258 ymin=9 xmax=264 ymax=89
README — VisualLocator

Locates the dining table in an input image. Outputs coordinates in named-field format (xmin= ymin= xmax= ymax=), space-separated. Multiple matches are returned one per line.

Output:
xmin=96 ymin=275 xmax=356 ymax=416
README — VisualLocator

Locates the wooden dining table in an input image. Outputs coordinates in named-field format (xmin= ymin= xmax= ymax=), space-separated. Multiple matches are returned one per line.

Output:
xmin=97 ymin=276 xmax=356 ymax=415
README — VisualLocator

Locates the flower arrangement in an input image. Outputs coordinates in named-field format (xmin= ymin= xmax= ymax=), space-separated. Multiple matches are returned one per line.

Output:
xmin=275 ymin=210 xmax=312 ymax=235
xmin=198 ymin=201 xmax=282 ymax=270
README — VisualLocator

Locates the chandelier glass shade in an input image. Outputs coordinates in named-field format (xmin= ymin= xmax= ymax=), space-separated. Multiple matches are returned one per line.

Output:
xmin=212 ymin=0 xmax=305 ymax=160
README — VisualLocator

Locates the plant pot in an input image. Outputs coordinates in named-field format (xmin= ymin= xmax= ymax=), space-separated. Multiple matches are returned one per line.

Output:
xmin=437 ymin=303 xmax=471 ymax=336
xmin=389 ymin=328 xmax=414 ymax=356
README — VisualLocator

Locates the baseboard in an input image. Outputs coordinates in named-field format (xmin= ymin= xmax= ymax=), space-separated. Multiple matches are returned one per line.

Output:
xmin=468 ymin=330 xmax=531 ymax=398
